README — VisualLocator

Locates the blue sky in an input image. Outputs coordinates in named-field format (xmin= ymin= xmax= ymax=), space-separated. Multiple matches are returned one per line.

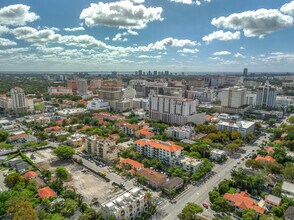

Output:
xmin=0 ymin=0 xmax=293 ymax=72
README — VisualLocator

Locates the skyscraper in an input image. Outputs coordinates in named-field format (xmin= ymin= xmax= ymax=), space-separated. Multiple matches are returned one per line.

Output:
xmin=67 ymin=79 xmax=78 ymax=94
xmin=256 ymin=80 xmax=277 ymax=108
xmin=243 ymin=68 xmax=248 ymax=77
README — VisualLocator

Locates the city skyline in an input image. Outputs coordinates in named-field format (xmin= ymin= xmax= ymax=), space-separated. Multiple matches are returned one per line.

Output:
xmin=0 ymin=0 xmax=293 ymax=72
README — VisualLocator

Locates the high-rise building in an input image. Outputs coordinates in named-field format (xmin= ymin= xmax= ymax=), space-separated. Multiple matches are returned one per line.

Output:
xmin=11 ymin=87 xmax=26 ymax=111
xmin=256 ymin=80 xmax=277 ymax=108
xmin=77 ymin=79 xmax=88 ymax=95
xmin=243 ymin=68 xmax=248 ymax=77
xmin=221 ymin=87 xmax=247 ymax=108
xmin=67 ymin=80 xmax=78 ymax=94
xmin=149 ymin=95 xmax=205 ymax=125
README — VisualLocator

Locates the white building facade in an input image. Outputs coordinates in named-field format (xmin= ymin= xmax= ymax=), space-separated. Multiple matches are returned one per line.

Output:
xmin=217 ymin=120 xmax=255 ymax=137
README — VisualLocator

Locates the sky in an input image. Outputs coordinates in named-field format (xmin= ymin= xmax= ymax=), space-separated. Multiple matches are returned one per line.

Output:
xmin=0 ymin=0 xmax=293 ymax=72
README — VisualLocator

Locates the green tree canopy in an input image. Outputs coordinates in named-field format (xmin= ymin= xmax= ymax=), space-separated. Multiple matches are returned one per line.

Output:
xmin=55 ymin=167 xmax=69 ymax=181
xmin=177 ymin=202 xmax=203 ymax=220
xmin=53 ymin=145 xmax=75 ymax=159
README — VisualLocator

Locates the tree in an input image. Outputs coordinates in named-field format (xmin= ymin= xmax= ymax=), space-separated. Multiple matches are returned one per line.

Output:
xmin=283 ymin=164 xmax=294 ymax=181
xmin=0 ymin=130 xmax=9 ymax=142
xmin=53 ymin=145 xmax=75 ymax=159
xmin=4 ymin=173 xmax=24 ymax=188
xmin=79 ymin=207 xmax=98 ymax=220
xmin=242 ymin=209 xmax=257 ymax=220
xmin=211 ymin=197 xmax=233 ymax=213
xmin=34 ymin=131 xmax=49 ymax=140
xmin=225 ymin=143 xmax=240 ymax=155
xmin=218 ymin=179 xmax=231 ymax=195
xmin=271 ymin=206 xmax=285 ymax=218
xmin=267 ymin=119 xmax=276 ymax=126
xmin=6 ymin=200 xmax=38 ymax=220
xmin=177 ymin=202 xmax=203 ymax=220
xmin=288 ymin=116 xmax=294 ymax=124
xmin=60 ymin=199 xmax=78 ymax=217
xmin=209 ymin=189 xmax=220 ymax=203
xmin=231 ymin=131 xmax=242 ymax=140
xmin=55 ymin=167 xmax=69 ymax=181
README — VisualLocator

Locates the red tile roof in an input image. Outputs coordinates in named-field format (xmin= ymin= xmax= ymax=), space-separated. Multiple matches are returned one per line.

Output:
xmin=265 ymin=147 xmax=275 ymax=154
xmin=135 ymin=128 xmax=154 ymax=137
xmin=23 ymin=171 xmax=37 ymax=179
xmin=134 ymin=139 xmax=183 ymax=152
xmin=224 ymin=192 xmax=266 ymax=214
xmin=120 ymin=158 xmax=144 ymax=170
xmin=38 ymin=186 xmax=57 ymax=198
xmin=8 ymin=133 xmax=28 ymax=140
xmin=44 ymin=126 xmax=61 ymax=132
xmin=255 ymin=156 xmax=276 ymax=163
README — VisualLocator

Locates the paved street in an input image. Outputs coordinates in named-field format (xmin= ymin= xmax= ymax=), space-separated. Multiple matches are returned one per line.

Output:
xmin=156 ymin=132 xmax=271 ymax=220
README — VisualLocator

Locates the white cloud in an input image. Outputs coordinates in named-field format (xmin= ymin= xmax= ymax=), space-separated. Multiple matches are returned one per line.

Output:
xmin=0 ymin=47 xmax=29 ymax=54
xmin=113 ymin=33 xmax=128 ymax=41
xmin=258 ymin=52 xmax=294 ymax=63
xmin=138 ymin=55 xmax=161 ymax=59
xmin=211 ymin=9 xmax=293 ymax=38
xmin=0 ymin=4 xmax=39 ymax=26
xmin=36 ymin=46 xmax=64 ymax=54
xmin=149 ymin=38 xmax=198 ymax=50
xmin=128 ymin=0 xmax=145 ymax=3
xmin=80 ymin=1 xmax=163 ymax=29
xmin=209 ymin=57 xmax=221 ymax=60
xmin=169 ymin=0 xmax=193 ymax=4
xmin=0 ymin=38 xmax=17 ymax=46
xmin=234 ymin=52 xmax=246 ymax=58
xmin=213 ymin=51 xmax=231 ymax=56
xmin=270 ymin=52 xmax=284 ymax=55
xmin=0 ymin=26 xmax=9 ymax=35
xmin=202 ymin=30 xmax=240 ymax=43
xmin=240 ymin=46 xmax=245 ymax=50
xmin=64 ymin=27 xmax=85 ymax=32
xmin=105 ymin=37 xmax=110 ymax=41
xmin=177 ymin=48 xmax=199 ymax=53
xmin=281 ymin=0 xmax=294 ymax=16
xmin=220 ymin=60 xmax=239 ymax=65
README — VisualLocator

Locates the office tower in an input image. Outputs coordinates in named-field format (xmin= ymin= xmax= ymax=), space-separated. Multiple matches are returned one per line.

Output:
xmin=111 ymin=71 xmax=118 ymax=77
xmin=164 ymin=70 xmax=169 ymax=75
xmin=67 ymin=79 xmax=78 ymax=94
xmin=138 ymin=70 xmax=142 ymax=75
xmin=243 ymin=68 xmax=248 ymax=77
xmin=149 ymin=95 xmax=205 ymax=125
xmin=77 ymin=79 xmax=88 ymax=95
xmin=153 ymin=71 xmax=157 ymax=76
xmin=256 ymin=80 xmax=277 ymax=108
xmin=221 ymin=87 xmax=247 ymax=108
xmin=11 ymin=87 xmax=26 ymax=110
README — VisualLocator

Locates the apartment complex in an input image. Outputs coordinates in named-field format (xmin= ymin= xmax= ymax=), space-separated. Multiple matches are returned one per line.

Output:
xmin=256 ymin=80 xmax=277 ymax=108
xmin=101 ymin=188 xmax=148 ymax=220
xmin=149 ymin=95 xmax=205 ymax=125
xmin=217 ymin=120 xmax=255 ymax=137
xmin=48 ymin=86 xmax=73 ymax=95
xmin=77 ymin=79 xmax=88 ymax=95
xmin=87 ymin=99 xmax=109 ymax=111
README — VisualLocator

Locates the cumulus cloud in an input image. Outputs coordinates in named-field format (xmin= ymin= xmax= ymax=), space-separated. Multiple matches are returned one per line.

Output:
xmin=281 ymin=0 xmax=294 ymax=16
xmin=258 ymin=52 xmax=294 ymax=63
xmin=0 ymin=38 xmax=17 ymax=46
xmin=149 ymin=38 xmax=198 ymax=50
xmin=234 ymin=52 xmax=246 ymax=58
xmin=0 ymin=4 xmax=39 ymax=26
xmin=138 ymin=55 xmax=161 ymax=59
xmin=113 ymin=33 xmax=128 ymax=42
xmin=240 ymin=46 xmax=245 ymax=50
xmin=169 ymin=0 xmax=211 ymax=5
xmin=80 ymin=1 xmax=163 ymax=29
xmin=177 ymin=48 xmax=199 ymax=53
xmin=202 ymin=30 xmax=240 ymax=43
xmin=0 ymin=26 xmax=9 ymax=35
xmin=64 ymin=27 xmax=85 ymax=32
xmin=128 ymin=0 xmax=145 ymax=3
xmin=0 ymin=47 xmax=29 ymax=54
xmin=213 ymin=51 xmax=231 ymax=56
xmin=211 ymin=9 xmax=293 ymax=38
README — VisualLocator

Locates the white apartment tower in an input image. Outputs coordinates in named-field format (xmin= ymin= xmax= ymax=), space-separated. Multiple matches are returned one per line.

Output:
xmin=149 ymin=95 xmax=205 ymax=125
xmin=256 ymin=80 xmax=277 ymax=108
xmin=11 ymin=87 xmax=27 ymax=112
xmin=221 ymin=87 xmax=247 ymax=108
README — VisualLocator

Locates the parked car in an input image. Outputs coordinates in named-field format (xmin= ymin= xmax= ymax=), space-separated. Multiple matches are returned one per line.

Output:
xmin=202 ymin=203 xmax=209 ymax=208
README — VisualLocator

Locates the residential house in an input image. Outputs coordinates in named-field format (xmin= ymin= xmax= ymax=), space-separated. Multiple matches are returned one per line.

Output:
xmin=223 ymin=191 xmax=266 ymax=215
xmin=264 ymin=194 xmax=282 ymax=209
xmin=135 ymin=128 xmax=154 ymax=139
xmin=282 ymin=181 xmax=294 ymax=198
xmin=255 ymin=156 xmax=276 ymax=163
xmin=137 ymin=168 xmax=167 ymax=189
xmin=117 ymin=158 xmax=144 ymax=175
xmin=285 ymin=206 xmax=294 ymax=220
xmin=38 ymin=186 xmax=57 ymax=199
xmin=210 ymin=149 xmax=227 ymax=161
xmin=162 ymin=177 xmax=184 ymax=194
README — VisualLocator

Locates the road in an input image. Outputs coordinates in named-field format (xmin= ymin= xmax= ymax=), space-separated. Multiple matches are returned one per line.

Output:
xmin=156 ymin=132 xmax=271 ymax=220
xmin=73 ymin=155 xmax=135 ymax=189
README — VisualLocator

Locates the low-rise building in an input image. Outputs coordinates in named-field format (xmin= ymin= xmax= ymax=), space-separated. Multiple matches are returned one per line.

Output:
xmin=116 ymin=121 xmax=140 ymax=136
xmin=217 ymin=120 xmax=255 ymax=137
xmin=67 ymin=133 xmax=87 ymax=148
xmin=210 ymin=149 xmax=227 ymax=160
xmin=48 ymin=86 xmax=73 ymax=95
xmin=101 ymin=188 xmax=148 ymax=220
xmin=176 ymin=156 xmax=203 ymax=173
xmin=284 ymin=206 xmax=294 ymax=220
xmin=264 ymin=194 xmax=282 ymax=208
xmin=117 ymin=158 xmax=144 ymax=175
xmin=162 ymin=177 xmax=184 ymax=194
xmin=282 ymin=181 xmax=294 ymax=198
xmin=223 ymin=191 xmax=266 ymax=214
xmin=165 ymin=126 xmax=194 ymax=140
xmin=38 ymin=186 xmax=57 ymax=199
xmin=135 ymin=128 xmax=154 ymax=139
xmin=255 ymin=156 xmax=276 ymax=163
xmin=137 ymin=168 xmax=167 ymax=189
xmin=87 ymin=99 xmax=109 ymax=111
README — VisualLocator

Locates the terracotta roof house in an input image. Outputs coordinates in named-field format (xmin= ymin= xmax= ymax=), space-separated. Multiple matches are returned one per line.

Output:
xmin=44 ymin=126 xmax=62 ymax=133
xmin=38 ymin=186 xmax=57 ymax=199
xmin=23 ymin=171 xmax=38 ymax=179
xmin=7 ymin=133 xmax=29 ymax=141
xmin=117 ymin=158 xmax=144 ymax=175
xmin=264 ymin=147 xmax=275 ymax=154
xmin=223 ymin=192 xmax=266 ymax=214
xmin=137 ymin=168 xmax=167 ymax=189
xmin=255 ymin=156 xmax=276 ymax=163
